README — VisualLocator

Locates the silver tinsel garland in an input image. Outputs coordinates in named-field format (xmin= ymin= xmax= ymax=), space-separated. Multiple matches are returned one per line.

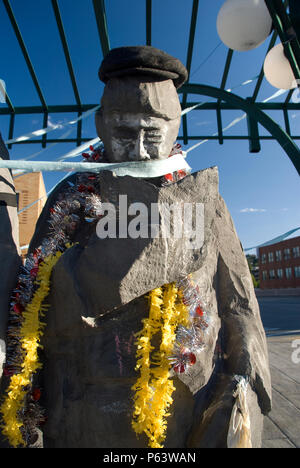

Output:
xmin=3 ymin=141 xmax=209 ymax=443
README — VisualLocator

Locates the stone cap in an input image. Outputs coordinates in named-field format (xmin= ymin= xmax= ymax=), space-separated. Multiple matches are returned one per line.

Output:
xmin=98 ymin=46 xmax=188 ymax=89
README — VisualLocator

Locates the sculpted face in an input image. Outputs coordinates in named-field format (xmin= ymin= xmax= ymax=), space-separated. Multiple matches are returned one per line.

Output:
xmin=98 ymin=112 xmax=180 ymax=162
xmin=95 ymin=77 xmax=181 ymax=163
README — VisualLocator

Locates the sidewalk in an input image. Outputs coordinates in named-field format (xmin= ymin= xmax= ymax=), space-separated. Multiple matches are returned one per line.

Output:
xmin=262 ymin=334 xmax=300 ymax=448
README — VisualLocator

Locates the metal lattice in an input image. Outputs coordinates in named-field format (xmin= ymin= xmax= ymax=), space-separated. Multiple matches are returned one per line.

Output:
xmin=0 ymin=0 xmax=300 ymax=174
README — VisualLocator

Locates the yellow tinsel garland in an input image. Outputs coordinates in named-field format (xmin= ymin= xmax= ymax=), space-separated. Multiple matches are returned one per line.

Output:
xmin=0 ymin=247 xmax=71 ymax=447
xmin=132 ymin=283 xmax=189 ymax=448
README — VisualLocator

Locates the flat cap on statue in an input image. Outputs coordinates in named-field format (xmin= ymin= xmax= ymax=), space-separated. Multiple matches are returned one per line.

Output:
xmin=98 ymin=45 xmax=188 ymax=89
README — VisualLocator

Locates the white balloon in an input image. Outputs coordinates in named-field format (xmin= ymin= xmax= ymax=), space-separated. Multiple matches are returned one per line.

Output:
xmin=264 ymin=43 xmax=297 ymax=90
xmin=217 ymin=0 xmax=272 ymax=51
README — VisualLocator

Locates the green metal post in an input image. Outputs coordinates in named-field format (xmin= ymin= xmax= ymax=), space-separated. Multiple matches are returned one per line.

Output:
xmin=289 ymin=0 xmax=300 ymax=40
xmin=264 ymin=0 xmax=300 ymax=82
xmin=77 ymin=112 xmax=82 ymax=147
xmin=216 ymin=49 xmax=234 ymax=145
xmin=7 ymin=113 xmax=15 ymax=150
xmin=246 ymin=98 xmax=261 ymax=153
xmin=92 ymin=0 xmax=110 ymax=57
xmin=3 ymin=0 xmax=48 ymax=112
xmin=51 ymin=0 xmax=82 ymax=107
xmin=180 ymin=84 xmax=300 ymax=175
xmin=182 ymin=0 xmax=199 ymax=145
xmin=146 ymin=0 xmax=152 ymax=46
xmin=42 ymin=112 xmax=48 ymax=148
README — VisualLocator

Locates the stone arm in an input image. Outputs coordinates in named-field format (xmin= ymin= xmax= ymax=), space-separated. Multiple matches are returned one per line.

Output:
xmin=215 ymin=194 xmax=272 ymax=414
xmin=0 ymin=133 xmax=21 ymax=378
xmin=187 ymin=195 xmax=271 ymax=448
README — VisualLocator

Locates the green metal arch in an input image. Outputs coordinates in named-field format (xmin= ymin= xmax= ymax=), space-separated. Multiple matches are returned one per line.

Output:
xmin=179 ymin=84 xmax=300 ymax=176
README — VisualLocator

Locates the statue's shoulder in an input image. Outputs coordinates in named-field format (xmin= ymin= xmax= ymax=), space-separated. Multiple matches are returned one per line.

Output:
xmin=191 ymin=165 xmax=219 ymax=187
xmin=28 ymin=173 xmax=78 ymax=254
xmin=171 ymin=165 xmax=220 ymax=203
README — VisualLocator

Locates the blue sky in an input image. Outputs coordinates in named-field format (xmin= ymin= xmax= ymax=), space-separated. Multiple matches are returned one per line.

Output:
xmin=0 ymin=0 xmax=299 ymax=252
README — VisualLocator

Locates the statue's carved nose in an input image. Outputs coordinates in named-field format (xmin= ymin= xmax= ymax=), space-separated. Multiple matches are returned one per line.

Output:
xmin=130 ymin=133 xmax=150 ymax=161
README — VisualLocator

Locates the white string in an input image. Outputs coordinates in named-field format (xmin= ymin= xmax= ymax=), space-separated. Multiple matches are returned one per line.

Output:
xmin=9 ymin=78 xmax=286 ymax=217
xmin=57 ymin=137 xmax=100 ymax=161
xmin=10 ymin=73 xmax=260 ymax=170
xmin=13 ymin=126 xmax=76 ymax=179
xmin=4 ymin=105 xmax=100 ymax=145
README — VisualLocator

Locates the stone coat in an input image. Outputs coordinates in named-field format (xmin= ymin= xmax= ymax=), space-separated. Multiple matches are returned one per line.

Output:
xmin=28 ymin=167 xmax=271 ymax=448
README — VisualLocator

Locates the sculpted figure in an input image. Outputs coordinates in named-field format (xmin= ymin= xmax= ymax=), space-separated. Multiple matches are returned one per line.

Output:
xmin=0 ymin=46 xmax=271 ymax=448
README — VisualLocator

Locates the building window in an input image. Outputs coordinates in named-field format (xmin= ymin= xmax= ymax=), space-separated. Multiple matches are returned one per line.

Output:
xmin=285 ymin=267 xmax=292 ymax=279
xmin=277 ymin=269 xmax=283 ymax=279
xmin=293 ymin=247 xmax=300 ymax=258
xmin=275 ymin=250 xmax=282 ymax=262
xmin=295 ymin=266 xmax=300 ymax=278
xmin=262 ymin=270 xmax=268 ymax=281
xmin=284 ymin=248 xmax=291 ymax=260
xmin=269 ymin=269 xmax=276 ymax=280
xmin=261 ymin=253 xmax=266 ymax=264
xmin=268 ymin=252 xmax=274 ymax=263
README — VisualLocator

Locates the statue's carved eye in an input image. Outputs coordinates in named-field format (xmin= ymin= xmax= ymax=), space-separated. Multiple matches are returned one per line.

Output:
xmin=144 ymin=131 xmax=162 ymax=142
xmin=116 ymin=128 xmax=137 ymax=141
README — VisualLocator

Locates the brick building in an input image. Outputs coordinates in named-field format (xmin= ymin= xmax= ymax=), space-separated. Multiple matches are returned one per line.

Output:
xmin=258 ymin=236 xmax=300 ymax=289
xmin=14 ymin=172 xmax=47 ymax=259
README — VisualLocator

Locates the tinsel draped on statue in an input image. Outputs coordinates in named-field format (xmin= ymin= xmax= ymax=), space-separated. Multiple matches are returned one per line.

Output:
xmin=0 ymin=142 xmax=212 ymax=448
xmin=131 ymin=279 xmax=211 ymax=448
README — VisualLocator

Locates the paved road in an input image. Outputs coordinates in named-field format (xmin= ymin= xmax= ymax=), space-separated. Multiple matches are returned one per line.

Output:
xmin=257 ymin=296 xmax=300 ymax=335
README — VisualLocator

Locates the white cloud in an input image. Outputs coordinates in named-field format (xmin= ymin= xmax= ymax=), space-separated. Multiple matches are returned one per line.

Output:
xmin=240 ymin=208 xmax=267 ymax=213
xmin=195 ymin=120 xmax=212 ymax=127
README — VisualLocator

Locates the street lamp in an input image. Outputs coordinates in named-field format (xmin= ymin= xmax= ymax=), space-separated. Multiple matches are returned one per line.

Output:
xmin=264 ymin=43 xmax=298 ymax=90
xmin=217 ymin=0 xmax=272 ymax=52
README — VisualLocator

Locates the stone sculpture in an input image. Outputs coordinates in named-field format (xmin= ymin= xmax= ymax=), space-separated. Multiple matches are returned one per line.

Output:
xmin=0 ymin=46 xmax=271 ymax=448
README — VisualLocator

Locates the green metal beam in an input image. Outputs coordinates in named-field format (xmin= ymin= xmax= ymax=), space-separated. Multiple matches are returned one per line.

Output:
xmin=252 ymin=30 xmax=278 ymax=102
xmin=216 ymin=48 xmax=234 ymax=145
xmin=0 ymin=105 xmax=95 ymax=115
xmin=0 ymin=101 xmax=299 ymax=116
xmin=8 ymin=135 xmax=300 ymax=145
xmin=264 ymin=0 xmax=300 ymax=82
xmin=285 ymin=89 xmax=294 ymax=104
xmin=92 ymin=0 xmax=110 ymax=58
xmin=177 ymin=135 xmax=300 ymax=141
xmin=77 ymin=111 xmax=82 ymax=146
xmin=283 ymin=108 xmax=291 ymax=135
xmin=182 ymin=102 xmax=300 ymax=110
xmin=179 ymin=83 xmax=300 ymax=175
xmin=7 ymin=114 xmax=15 ymax=150
xmin=51 ymin=0 xmax=82 ymax=107
xmin=289 ymin=0 xmax=300 ymax=42
xmin=246 ymin=98 xmax=261 ymax=153
xmin=42 ymin=111 xmax=48 ymax=148
xmin=0 ymin=79 xmax=14 ymax=114
xmin=146 ymin=0 xmax=152 ymax=46
xmin=3 ymin=0 xmax=47 ymax=111
xmin=182 ymin=0 xmax=199 ymax=145
xmin=273 ymin=0 xmax=300 ymax=66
